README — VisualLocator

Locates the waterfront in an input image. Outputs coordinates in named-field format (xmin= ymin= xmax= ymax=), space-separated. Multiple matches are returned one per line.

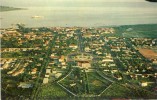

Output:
xmin=1 ymin=24 xmax=157 ymax=99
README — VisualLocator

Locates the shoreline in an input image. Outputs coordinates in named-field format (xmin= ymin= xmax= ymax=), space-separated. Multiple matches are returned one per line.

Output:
xmin=0 ymin=23 xmax=157 ymax=29
xmin=0 ymin=6 xmax=26 ymax=12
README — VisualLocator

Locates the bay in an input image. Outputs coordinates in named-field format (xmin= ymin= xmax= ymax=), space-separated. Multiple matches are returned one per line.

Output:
xmin=1 ymin=4 xmax=157 ymax=28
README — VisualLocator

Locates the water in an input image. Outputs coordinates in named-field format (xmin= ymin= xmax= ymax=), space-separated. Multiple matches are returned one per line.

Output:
xmin=1 ymin=2 xmax=157 ymax=28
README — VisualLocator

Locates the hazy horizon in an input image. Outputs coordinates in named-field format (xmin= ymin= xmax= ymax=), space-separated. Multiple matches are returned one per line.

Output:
xmin=1 ymin=0 xmax=157 ymax=7
xmin=1 ymin=0 xmax=157 ymax=28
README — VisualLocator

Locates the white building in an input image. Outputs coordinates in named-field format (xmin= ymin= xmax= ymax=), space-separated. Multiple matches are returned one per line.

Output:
xmin=43 ymin=78 xmax=49 ymax=84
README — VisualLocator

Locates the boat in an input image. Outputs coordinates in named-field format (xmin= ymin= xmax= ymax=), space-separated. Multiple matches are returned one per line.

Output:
xmin=31 ymin=16 xmax=43 ymax=19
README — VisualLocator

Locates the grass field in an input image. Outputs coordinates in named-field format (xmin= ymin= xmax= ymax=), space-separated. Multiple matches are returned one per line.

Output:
xmin=101 ymin=82 xmax=157 ymax=99
xmin=38 ymin=83 xmax=69 ymax=99
xmin=105 ymin=24 xmax=157 ymax=38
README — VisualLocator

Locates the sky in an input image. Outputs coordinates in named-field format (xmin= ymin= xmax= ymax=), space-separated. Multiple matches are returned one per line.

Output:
xmin=1 ymin=0 xmax=154 ymax=7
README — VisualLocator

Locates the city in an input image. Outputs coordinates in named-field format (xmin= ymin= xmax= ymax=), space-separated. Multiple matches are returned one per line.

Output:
xmin=1 ymin=24 xmax=157 ymax=99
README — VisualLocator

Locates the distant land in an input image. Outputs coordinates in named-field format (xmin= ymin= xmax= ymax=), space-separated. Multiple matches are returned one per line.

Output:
xmin=0 ymin=6 xmax=26 ymax=12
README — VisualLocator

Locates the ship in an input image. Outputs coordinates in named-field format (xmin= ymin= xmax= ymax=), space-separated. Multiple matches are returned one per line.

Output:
xmin=31 ymin=16 xmax=43 ymax=19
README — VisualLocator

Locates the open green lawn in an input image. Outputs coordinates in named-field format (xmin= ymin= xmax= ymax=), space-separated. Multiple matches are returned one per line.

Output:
xmin=87 ymin=72 xmax=112 ymax=95
xmin=105 ymin=24 xmax=157 ymax=38
xmin=101 ymin=82 xmax=157 ymax=99
xmin=101 ymin=82 xmax=132 ymax=98
xmin=59 ymin=70 xmax=113 ymax=95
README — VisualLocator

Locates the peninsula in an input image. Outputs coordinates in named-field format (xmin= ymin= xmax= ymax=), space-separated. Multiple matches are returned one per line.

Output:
xmin=0 ymin=6 xmax=25 ymax=12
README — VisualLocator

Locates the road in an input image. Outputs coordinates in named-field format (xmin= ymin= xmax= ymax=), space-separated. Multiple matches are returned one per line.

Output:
xmin=31 ymin=35 xmax=57 ymax=99
xmin=77 ymin=31 xmax=84 ymax=52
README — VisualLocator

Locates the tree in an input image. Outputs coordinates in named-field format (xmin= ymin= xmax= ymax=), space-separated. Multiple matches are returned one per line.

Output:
xmin=16 ymin=24 xmax=32 ymax=33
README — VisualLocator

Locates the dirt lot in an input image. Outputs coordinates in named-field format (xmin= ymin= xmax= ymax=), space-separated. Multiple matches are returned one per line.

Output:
xmin=138 ymin=48 xmax=157 ymax=59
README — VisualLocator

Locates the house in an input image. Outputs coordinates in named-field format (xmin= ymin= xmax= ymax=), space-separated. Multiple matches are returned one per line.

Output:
xmin=67 ymin=33 xmax=74 ymax=37
xmin=70 ymin=83 xmax=76 ymax=87
xmin=108 ymin=37 xmax=117 ymax=40
xmin=32 ymin=75 xmax=37 ymax=79
xmin=43 ymin=78 xmax=49 ymax=84
xmin=110 ymin=46 xmax=120 ymax=52
xmin=55 ymin=45 xmax=59 ymax=48
xmin=62 ymin=65 xmax=67 ymax=69
xmin=111 ymin=69 xmax=118 ymax=73
xmin=2 ymin=63 xmax=9 ymax=69
xmin=39 ymin=58 xmax=44 ymax=61
xmin=31 ymin=68 xmax=37 ymax=75
xmin=6 ymin=59 xmax=12 ymax=63
xmin=69 ymin=44 xmax=78 ymax=49
xmin=153 ymin=60 xmax=157 ymax=64
xmin=117 ymin=76 xmax=122 ymax=80
xmin=52 ymin=70 xmax=57 ymax=74
xmin=96 ymin=51 xmax=102 ymax=55
xmin=59 ymin=55 xmax=65 ymax=62
xmin=45 ymin=74 xmax=50 ymax=78
xmin=23 ymin=48 xmax=27 ymax=51
xmin=85 ymin=47 xmax=91 ymax=52
xmin=102 ymin=59 xmax=113 ymax=62
xmin=104 ymin=69 xmax=110 ymax=72
xmin=55 ymin=73 xmax=62 ymax=78
xmin=12 ymin=68 xmax=24 ymax=76
xmin=37 ymin=63 xmax=41 ymax=67
xmin=102 ymin=63 xmax=106 ymax=67
xmin=61 ymin=62 xmax=66 ymax=66
xmin=50 ymin=54 xmax=59 ymax=59
xmin=0 ymin=59 xmax=5 ymax=64
xmin=109 ymin=64 xmax=116 ymax=67
xmin=86 ymin=69 xmax=94 ymax=72
xmin=139 ymin=82 xmax=148 ymax=87
xmin=46 ymin=69 xmax=51 ymax=74
xmin=83 ymin=33 xmax=92 ymax=38
xmin=18 ymin=82 xmax=33 ymax=88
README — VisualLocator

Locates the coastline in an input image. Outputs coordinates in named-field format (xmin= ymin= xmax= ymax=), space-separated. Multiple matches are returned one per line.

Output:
xmin=0 ymin=6 xmax=26 ymax=12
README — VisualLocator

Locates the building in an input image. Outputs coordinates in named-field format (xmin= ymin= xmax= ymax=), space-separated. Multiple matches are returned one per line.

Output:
xmin=18 ymin=82 xmax=33 ymax=88
xmin=78 ymin=61 xmax=91 ymax=69
xmin=55 ymin=73 xmax=62 ymax=78
xmin=69 ymin=44 xmax=78 ymax=49
xmin=31 ymin=68 xmax=37 ymax=74
xmin=46 ymin=69 xmax=51 ymax=74
xmin=139 ymin=82 xmax=148 ymax=87
xmin=43 ymin=78 xmax=49 ymax=84
xmin=83 ymin=33 xmax=92 ymax=38
xmin=2 ymin=63 xmax=9 ymax=69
